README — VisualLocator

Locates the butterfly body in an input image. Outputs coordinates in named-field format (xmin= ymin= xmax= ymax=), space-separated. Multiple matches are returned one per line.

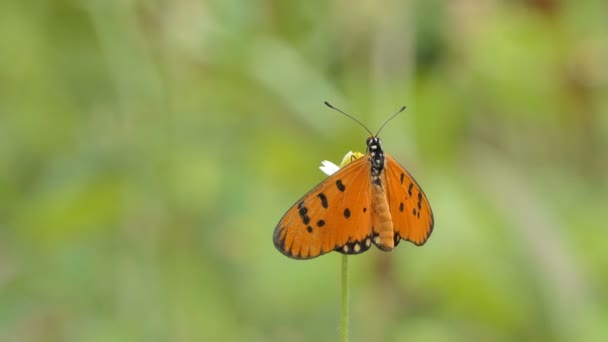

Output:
xmin=365 ymin=136 xmax=395 ymax=251
xmin=274 ymin=135 xmax=434 ymax=260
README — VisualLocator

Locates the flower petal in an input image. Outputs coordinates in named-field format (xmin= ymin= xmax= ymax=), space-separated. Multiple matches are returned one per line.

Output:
xmin=319 ymin=161 xmax=340 ymax=175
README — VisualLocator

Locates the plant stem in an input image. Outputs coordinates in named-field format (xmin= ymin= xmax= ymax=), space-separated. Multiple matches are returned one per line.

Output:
xmin=340 ymin=254 xmax=350 ymax=342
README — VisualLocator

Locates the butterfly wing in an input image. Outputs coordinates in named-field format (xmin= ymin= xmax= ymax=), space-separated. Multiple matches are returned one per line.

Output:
xmin=382 ymin=155 xmax=434 ymax=246
xmin=273 ymin=157 xmax=375 ymax=259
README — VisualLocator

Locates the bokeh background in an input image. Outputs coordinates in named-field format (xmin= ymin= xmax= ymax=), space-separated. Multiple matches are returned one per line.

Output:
xmin=1 ymin=0 xmax=607 ymax=341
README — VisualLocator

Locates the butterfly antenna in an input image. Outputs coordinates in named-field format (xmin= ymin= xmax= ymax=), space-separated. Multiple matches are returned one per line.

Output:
xmin=324 ymin=101 xmax=373 ymax=136
xmin=375 ymin=105 xmax=406 ymax=136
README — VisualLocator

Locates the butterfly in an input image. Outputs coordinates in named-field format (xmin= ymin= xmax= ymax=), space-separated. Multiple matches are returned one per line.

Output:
xmin=273 ymin=102 xmax=434 ymax=259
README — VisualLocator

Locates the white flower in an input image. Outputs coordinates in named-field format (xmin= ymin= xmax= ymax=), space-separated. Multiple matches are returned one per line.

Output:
xmin=319 ymin=151 xmax=364 ymax=176
xmin=319 ymin=160 xmax=340 ymax=176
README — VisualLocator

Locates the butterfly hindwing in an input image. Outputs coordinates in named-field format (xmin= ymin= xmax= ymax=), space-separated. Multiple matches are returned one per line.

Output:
xmin=273 ymin=157 xmax=374 ymax=259
xmin=383 ymin=155 xmax=434 ymax=246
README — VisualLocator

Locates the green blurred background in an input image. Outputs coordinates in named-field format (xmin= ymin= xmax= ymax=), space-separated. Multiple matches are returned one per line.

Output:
xmin=1 ymin=0 xmax=607 ymax=341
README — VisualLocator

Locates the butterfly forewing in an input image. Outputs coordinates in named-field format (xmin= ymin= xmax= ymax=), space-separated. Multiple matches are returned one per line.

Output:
xmin=383 ymin=155 xmax=434 ymax=245
xmin=274 ymin=157 xmax=375 ymax=259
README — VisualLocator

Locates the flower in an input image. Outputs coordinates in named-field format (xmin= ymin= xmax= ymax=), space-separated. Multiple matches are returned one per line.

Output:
xmin=319 ymin=151 xmax=364 ymax=176
xmin=319 ymin=160 xmax=340 ymax=176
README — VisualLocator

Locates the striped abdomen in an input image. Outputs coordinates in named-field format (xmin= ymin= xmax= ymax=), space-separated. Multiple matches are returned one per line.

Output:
xmin=371 ymin=183 xmax=394 ymax=251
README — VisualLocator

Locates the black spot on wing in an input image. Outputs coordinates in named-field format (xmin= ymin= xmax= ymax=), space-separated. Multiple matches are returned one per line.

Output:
xmin=399 ymin=202 xmax=404 ymax=212
xmin=343 ymin=208 xmax=351 ymax=218
xmin=408 ymin=183 xmax=413 ymax=196
xmin=394 ymin=234 xmax=401 ymax=247
xmin=317 ymin=192 xmax=328 ymax=209
xmin=336 ymin=180 xmax=346 ymax=192
xmin=298 ymin=204 xmax=311 ymax=225
xmin=316 ymin=219 xmax=325 ymax=227
xmin=400 ymin=173 xmax=405 ymax=184
xmin=306 ymin=226 xmax=313 ymax=233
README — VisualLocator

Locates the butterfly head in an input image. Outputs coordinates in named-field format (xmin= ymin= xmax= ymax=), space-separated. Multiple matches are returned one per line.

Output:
xmin=366 ymin=136 xmax=382 ymax=151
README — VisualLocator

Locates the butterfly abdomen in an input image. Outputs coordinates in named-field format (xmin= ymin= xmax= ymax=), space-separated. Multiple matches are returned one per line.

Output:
xmin=371 ymin=183 xmax=394 ymax=251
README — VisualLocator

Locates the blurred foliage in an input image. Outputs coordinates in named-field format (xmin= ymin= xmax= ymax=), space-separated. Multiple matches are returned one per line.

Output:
xmin=1 ymin=0 xmax=607 ymax=341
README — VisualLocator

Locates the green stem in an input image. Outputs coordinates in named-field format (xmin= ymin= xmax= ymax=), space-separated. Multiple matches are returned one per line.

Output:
xmin=340 ymin=254 xmax=350 ymax=342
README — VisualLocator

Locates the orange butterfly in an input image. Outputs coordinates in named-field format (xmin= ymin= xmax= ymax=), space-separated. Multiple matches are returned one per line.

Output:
xmin=273 ymin=102 xmax=434 ymax=259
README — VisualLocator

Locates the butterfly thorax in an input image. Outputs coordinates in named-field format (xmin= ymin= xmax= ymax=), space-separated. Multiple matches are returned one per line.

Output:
xmin=366 ymin=136 xmax=385 ymax=186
